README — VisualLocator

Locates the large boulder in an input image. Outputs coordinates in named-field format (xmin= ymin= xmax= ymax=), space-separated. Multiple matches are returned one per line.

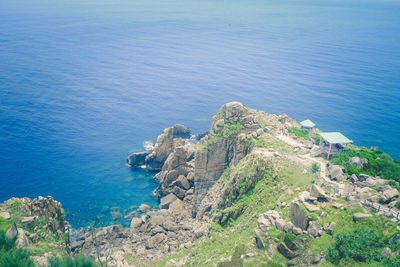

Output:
xmin=127 ymin=151 xmax=150 ymax=168
xmin=309 ymin=184 xmax=330 ymax=202
xmin=254 ymin=229 xmax=265 ymax=249
xmin=145 ymin=124 xmax=191 ymax=171
xmin=290 ymin=202 xmax=309 ymax=230
xmin=349 ymin=157 xmax=368 ymax=169
xmin=159 ymin=194 xmax=178 ymax=209
xmin=146 ymin=233 xmax=165 ymax=249
xmin=15 ymin=228 xmax=29 ymax=248
xmin=0 ymin=211 xmax=10 ymax=220
xmin=193 ymin=102 xmax=259 ymax=218
xmin=6 ymin=223 xmax=18 ymax=240
xmin=329 ymin=165 xmax=344 ymax=181
xmin=257 ymin=210 xmax=281 ymax=231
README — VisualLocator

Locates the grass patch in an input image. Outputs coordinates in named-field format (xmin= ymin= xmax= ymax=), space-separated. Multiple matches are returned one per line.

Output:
xmin=288 ymin=127 xmax=308 ymax=138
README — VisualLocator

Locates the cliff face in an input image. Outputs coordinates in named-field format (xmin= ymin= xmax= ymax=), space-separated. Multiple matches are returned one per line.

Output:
xmin=51 ymin=101 xmax=400 ymax=266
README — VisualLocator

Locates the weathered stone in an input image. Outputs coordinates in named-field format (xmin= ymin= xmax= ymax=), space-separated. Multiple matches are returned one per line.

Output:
xmin=257 ymin=210 xmax=281 ymax=231
xmin=6 ymin=223 xmax=18 ymax=240
xmin=168 ymin=199 xmax=185 ymax=214
xmin=130 ymin=217 xmax=142 ymax=229
xmin=304 ymin=202 xmax=320 ymax=212
xmin=254 ymin=229 xmax=265 ymax=249
xmin=138 ymin=203 xmax=151 ymax=212
xmin=146 ymin=233 xmax=165 ymax=249
xmin=15 ymin=228 xmax=29 ymax=248
xmin=145 ymin=124 xmax=190 ymax=171
xmin=307 ymin=222 xmax=319 ymax=237
xmin=309 ymin=184 xmax=330 ymax=202
xmin=278 ymin=242 xmax=295 ymax=259
xmin=0 ymin=211 xmax=10 ymax=220
xmin=384 ymin=188 xmax=399 ymax=201
xmin=349 ymin=157 xmax=367 ymax=169
xmin=329 ymin=165 xmax=344 ymax=181
xmin=290 ymin=202 xmax=309 ymax=230
xmin=127 ymin=151 xmax=150 ymax=168
xmin=275 ymin=218 xmax=287 ymax=231
xmin=159 ymin=193 xmax=178 ymax=209
xmin=381 ymin=247 xmax=393 ymax=258
xmin=21 ymin=216 xmax=36 ymax=229
xmin=388 ymin=234 xmax=400 ymax=244
xmin=348 ymin=174 xmax=358 ymax=183
xmin=353 ymin=213 xmax=372 ymax=222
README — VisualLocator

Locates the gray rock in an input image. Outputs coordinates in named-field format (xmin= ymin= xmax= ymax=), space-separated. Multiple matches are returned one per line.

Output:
xmin=127 ymin=151 xmax=150 ymax=168
xmin=309 ymin=184 xmax=330 ymax=202
xmin=0 ymin=211 xmax=10 ymax=220
xmin=146 ymin=233 xmax=165 ymax=249
xmin=349 ymin=157 xmax=367 ymax=169
xmin=388 ymin=234 xmax=400 ymax=244
xmin=348 ymin=174 xmax=358 ymax=183
xmin=257 ymin=210 xmax=281 ymax=231
xmin=254 ymin=229 xmax=265 ymax=249
xmin=71 ymin=240 xmax=84 ymax=251
xmin=278 ymin=242 xmax=296 ymax=259
xmin=159 ymin=193 xmax=178 ymax=209
xmin=329 ymin=165 xmax=344 ymax=181
xmin=290 ymin=202 xmax=309 ymax=230
xmin=6 ymin=223 xmax=18 ymax=240
xmin=138 ymin=203 xmax=151 ymax=212
xmin=145 ymin=124 xmax=190 ymax=171
xmin=275 ymin=218 xmax=287 ymax=231
xmin=21 ymin=216 xmax=36 ymax=228
xmin=307 ymin=222 xmax=319 ymax=237
xmin=130 ymin=217 xmax=142 ymax=229
xmin=384 ymin=188 xmax=399 ymax=202
xmin=381 ymin=247 xmax=393 ymax=258
xmin=15 ymin=228 xmax=29 ymax=248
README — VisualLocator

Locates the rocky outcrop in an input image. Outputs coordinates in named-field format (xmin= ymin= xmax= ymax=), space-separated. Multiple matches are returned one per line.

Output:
xmin=290 ymin=202 xmax=309 ymax=230
xmin=145 ymin=124 xmax=191 ymax=171
xmin=127 ymin=151 xmax=150 ymax=167
xmin=192 ymin=102 xmax=261 ymax=217
xmin=155 ymin=146 xmax=195 ymax=199
xmin=1 ymin=196 xmax=70 ymax=254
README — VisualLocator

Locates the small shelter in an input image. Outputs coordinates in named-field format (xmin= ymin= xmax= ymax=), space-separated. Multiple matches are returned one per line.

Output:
xmin=319 ymin=132 xmax=352 ymax=158
xmin=300 ymin=119 xmax=315 ymax=130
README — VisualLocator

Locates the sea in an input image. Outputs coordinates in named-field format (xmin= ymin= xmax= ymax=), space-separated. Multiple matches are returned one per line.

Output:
xmin=1 ymin=0 xmax=399 ymax=228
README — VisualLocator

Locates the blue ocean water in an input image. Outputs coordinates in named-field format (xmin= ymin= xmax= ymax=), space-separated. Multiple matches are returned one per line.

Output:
xmin=0 ymin=0 xmax=399 ymax=228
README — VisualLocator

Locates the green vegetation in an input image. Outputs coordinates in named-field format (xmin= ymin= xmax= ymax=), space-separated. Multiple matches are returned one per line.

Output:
xmin=0 ymin=230 xmax=35 ymax=267
xmin=48 ymin=255 xmax=98 ymax=267
xmin=0 ymin=229 xmax=98 ymax=267
xmin=218 ymin=122 xmax=245 ymax=139
xmin=313 ymin=134 xmax=321 ymax=145
xmin=312 ymin=163 xmax=319 ymax=172
xmin=330 ymin=146 xmax=400 ymax=181
xmin=326 ymin=227 xmax=384 ymax=264
xmin=287 ymin=127 xmax=308 ymax=138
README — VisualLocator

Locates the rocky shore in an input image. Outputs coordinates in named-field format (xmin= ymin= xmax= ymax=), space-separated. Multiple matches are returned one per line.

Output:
xmin=2 ymin=101 xmax=400 ymax=266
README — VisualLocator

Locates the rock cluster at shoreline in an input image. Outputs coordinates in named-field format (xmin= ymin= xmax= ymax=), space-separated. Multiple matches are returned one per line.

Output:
xmin=2 ymin=101 xmax=400 ymax=267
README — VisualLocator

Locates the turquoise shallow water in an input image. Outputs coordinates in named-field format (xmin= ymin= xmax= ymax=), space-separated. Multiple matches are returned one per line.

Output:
xmin=0 ymin=0 xmax=399 ymax=228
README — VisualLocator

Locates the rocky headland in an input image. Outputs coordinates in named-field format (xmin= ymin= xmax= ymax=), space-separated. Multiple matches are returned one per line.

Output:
xmin=2 ymin=102 xmax=400 ymax=266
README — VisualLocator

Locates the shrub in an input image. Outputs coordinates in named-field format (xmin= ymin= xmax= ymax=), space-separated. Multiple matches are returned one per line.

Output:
xmin=288 ymin=127 xmax=308 ymax=138
xmin=0 ymin=230 xmax=34 ymax=267
xmin=311 ymin=163 xmax=319 ymax=172
xmin=330 ymin=147 xmax=400 ymax=181
xmin=313 ymin=134 xmax=321 ymax=145
xmin=48 ymin=255 xmax=98 ymax=267
xmin=326 ymin=227 xmax=384 ymax=264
